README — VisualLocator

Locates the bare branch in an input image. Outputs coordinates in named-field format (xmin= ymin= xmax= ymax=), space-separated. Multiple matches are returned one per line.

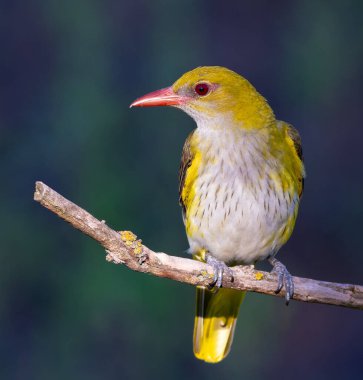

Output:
xmin=34 ymin=181 xmax=363 ymax=310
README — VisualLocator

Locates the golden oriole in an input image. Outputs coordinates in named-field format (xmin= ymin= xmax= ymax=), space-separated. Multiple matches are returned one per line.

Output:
xmin=131 ymin=66 xmax=305 ymax=363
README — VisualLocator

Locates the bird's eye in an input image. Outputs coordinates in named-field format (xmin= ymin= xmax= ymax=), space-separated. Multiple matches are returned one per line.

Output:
xmin=194 ymin=82 xmax=210 ymax=96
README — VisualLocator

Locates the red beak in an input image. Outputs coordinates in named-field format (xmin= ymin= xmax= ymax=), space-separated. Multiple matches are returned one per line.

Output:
xmin=130 ymin=86 xmax=187 ymax=108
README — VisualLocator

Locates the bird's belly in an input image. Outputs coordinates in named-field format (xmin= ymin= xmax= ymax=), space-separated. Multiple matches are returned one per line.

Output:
xmin=186 ymin=171 xmax=298 ymax=265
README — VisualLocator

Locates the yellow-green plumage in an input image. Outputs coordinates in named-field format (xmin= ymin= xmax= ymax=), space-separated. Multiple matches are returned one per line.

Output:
xmin=193 ymin=287 xmax=246 ymax=363
xmin=176 ymin=67 xmax=304 ymax=363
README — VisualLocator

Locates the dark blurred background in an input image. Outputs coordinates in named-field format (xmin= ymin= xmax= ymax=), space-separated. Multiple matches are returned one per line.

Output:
xmin=1 ymin=1 xmax=363 ymax=379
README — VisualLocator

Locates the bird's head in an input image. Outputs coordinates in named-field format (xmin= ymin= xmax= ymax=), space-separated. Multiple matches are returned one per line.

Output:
xmin=131 ymin=66 xmax=274 ymax=129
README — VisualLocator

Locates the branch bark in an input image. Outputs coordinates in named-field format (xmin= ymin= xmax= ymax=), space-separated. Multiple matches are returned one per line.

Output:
xmin=34 ymin=181 xmax=363 ymax=310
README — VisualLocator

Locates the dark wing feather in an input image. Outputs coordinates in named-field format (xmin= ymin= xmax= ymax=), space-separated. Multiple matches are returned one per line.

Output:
xmin=285 ymin=123 xmax=305 ymax=197
xmin=178 ymin=130 xmax=195 ymax=219
xmin=286 ymin=124 xmax=303 ymax=162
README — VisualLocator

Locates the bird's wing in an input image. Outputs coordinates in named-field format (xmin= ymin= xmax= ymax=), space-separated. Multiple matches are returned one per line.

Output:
xmin=178 ymin=130 xmax=195 ymax=220
xmin=283 ymin=122 xmax=305 ymax=198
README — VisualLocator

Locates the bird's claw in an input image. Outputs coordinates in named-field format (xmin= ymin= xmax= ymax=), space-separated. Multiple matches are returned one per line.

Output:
xmin=206 ymin=254 xmax=233 ymax=291
xmin=269 ymin=257 xmax=294 ymax=305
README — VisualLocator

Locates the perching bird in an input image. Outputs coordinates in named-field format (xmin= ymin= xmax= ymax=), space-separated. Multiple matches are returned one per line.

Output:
xmin=130 ymin=66 xmax=305 ymax=363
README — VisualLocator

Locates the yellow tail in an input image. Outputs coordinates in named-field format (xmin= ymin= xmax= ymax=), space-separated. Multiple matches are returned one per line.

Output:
xmin=193 ymin=286 xmax=246 ymax=363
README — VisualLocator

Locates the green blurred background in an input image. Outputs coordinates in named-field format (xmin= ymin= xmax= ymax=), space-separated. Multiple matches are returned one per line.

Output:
xmin=1 ymin=1 xmax=363 ymax=379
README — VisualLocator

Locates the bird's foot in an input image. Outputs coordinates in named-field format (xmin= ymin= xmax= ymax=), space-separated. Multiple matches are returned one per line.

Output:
xmin=269 ymin=257 xmax=294 ymax=305
xmin=206 ymin=254 xmax=234 ymax=291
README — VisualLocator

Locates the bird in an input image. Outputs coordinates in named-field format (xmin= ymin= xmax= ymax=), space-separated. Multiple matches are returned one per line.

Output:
xmin=130 ymin=66 xmax=305 ymax=363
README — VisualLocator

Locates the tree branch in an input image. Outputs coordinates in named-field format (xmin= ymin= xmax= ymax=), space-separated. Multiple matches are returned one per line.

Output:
xmin=34 ymin=181 xmax=363 ymax=310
